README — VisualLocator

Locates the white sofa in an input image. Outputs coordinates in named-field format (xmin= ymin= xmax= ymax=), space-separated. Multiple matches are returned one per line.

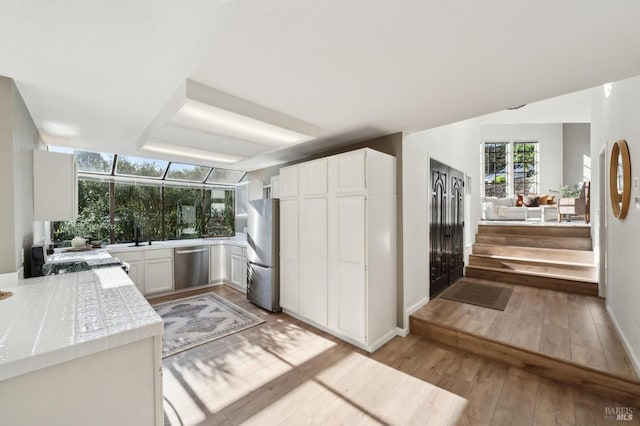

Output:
xmin=481 ymin=196 xmax=558 ymax=222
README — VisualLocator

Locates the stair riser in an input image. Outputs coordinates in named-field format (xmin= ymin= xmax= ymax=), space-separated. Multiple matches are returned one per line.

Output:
xmin=468 ymin=255 xmax=596 ymax=280
xmin=475 ymin=234 xmax=592 ymax=251
xmin=472 ymin=244 xmax=594 ymax=264
xmin=465 ymin=267 xmax=598 ymax=296
xmin=478 ymin=224 xmax=591 ymax=238
xmin=410 ymin=317 xmax=640 ymax=406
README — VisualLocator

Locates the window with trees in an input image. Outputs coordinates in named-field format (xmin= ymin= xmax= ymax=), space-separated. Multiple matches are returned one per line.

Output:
xmin=483 ymin=141 xmax=539 ymax=196
xmin=483 ymin=142 xmax=508 ymax=197
xmin=50 ymin=148 xmax=243 ymax=245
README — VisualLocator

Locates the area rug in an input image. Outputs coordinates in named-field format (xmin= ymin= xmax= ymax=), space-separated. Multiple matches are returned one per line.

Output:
xmin=153 ymin=293 xmax=265 ymax=357
xmin=439 ymin=280 xmax=513 ymax=311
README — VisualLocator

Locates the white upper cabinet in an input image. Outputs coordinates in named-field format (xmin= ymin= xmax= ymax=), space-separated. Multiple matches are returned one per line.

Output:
xmin=331 ymin=150 xmax=366 ymax=193
xmin=279 ymin=165 xmax=299 ymax=198
xmin=33 ymin=150 xmax=78 ymax=221
xmin=300 ymin=158 xmax=328 ymax=196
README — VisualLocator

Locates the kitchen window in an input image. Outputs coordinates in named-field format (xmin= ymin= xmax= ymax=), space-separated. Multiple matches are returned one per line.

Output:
xmin=50 ymin=148 xmax=244 ymax=246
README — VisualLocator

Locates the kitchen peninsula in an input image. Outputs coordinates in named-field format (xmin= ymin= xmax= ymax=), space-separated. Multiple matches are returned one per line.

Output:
xmin=0 ymin=263 xmax=164 ymax=426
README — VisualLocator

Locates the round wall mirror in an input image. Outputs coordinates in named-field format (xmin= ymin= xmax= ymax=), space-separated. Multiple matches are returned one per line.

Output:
xmin=609 ymin=139 xmax=631 ymax=219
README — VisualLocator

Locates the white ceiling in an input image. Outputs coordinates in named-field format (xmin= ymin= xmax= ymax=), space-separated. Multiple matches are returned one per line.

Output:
xmin=2 ymin=1 xmax=640 ymax=171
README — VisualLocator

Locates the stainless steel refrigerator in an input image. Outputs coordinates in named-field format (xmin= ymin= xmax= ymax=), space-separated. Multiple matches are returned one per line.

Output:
xmin=247 ymin=198 xmax=281 ymax=312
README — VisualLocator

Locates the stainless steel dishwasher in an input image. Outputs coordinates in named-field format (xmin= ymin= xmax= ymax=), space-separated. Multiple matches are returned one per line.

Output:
xmin=174 ymin=246 xmax=210 ymax=290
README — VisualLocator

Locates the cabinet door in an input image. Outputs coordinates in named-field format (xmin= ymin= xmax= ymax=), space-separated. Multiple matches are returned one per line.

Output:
xmin=279 ymin=199 xmax=299 ymax=313
xmin=33 ymin=150 xmax=78 ymax=221
xmin=301 ymin=159 xmax=328 ymax=196
xmin=144 ymin=258 xmax=174 ymax=294
xmin=230 ymin=253 xmax=244 ymax=290
xmin=335 ymin=195 xmax=366 ymax=342
xmin=279 ymin=166 xmax=299 ymax=198
xmin=301 ymin=197 xmax=328 ymax=325
xmin=210 ymin=245 xmax=225 ymax=283
xmin=331 ymin=150 xmax=366 ymax=193
xmin=127 ymin=260 xmax=144 ymax=294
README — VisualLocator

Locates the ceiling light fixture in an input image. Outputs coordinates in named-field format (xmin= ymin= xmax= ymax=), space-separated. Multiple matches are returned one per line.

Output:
xmin=507 ymin=104 xmax=527 ymax=110
xmin=144 ymin=141 xmax=242 ymax=164
xmin=138 ymin=80 xmax=320 ymax=163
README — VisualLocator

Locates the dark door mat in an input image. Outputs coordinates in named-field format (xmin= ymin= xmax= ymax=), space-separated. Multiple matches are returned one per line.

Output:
xmin=439 ymin=280 xmax=513 ymax=311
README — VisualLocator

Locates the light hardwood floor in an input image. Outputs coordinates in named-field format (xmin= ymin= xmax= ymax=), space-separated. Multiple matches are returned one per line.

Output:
xmin=412 ymin=277 xmax=638 ymax=380
xmin=151 ymin=285 xmax=638 ymax=425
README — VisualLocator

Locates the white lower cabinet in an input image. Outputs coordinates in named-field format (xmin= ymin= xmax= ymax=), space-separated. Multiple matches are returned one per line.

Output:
xmin=110 ymin=249 xmax=174 ymax=296
xmin=210 ymin=245 xmax=226 ymax=283
xmin=112 ymin=251 xmax=145 ymax=294
xmin=280 ymin=199 xmax=299 ymax=313
xmin=301 ymin=196 xmax=328 ymax=326
xmin=228 ymin=245 xmax=247 ymax=292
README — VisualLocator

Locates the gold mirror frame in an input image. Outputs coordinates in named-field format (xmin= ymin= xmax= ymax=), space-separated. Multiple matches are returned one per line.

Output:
xmin=609 ymin=139 xmax=631 ymax=219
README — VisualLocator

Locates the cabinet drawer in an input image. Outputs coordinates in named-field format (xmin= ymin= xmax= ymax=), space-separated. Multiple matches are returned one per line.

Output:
xmin=111 ymin=250 xmax=144 ymax=262
xmin=229 ymin=245 xmax=243 ymax=256
xmin=145 ymin=248 xmax=173 ymax=260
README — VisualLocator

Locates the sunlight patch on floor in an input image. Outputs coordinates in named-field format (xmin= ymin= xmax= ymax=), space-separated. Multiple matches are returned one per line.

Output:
xmin=242 ymin=352 xmax=468 ymax=425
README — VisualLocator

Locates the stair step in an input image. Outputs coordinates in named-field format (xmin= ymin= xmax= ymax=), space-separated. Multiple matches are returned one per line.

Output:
xmin=472 ymin=244 xmax=594 ymax=265
xmin=475 ymin=234 xmax=592 ymax=251
xmin=465 ymin=265 xmax=598 ymax=296
xmin=409 ymin=316 xmax=640 ymax=406
xmin=469 ymin=254 xmax=596 ymax=279
xmin=478 ymin=224 xmax=591 ymax=238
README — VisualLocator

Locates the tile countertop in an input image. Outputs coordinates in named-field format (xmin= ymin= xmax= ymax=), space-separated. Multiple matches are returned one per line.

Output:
xmin=104 ymin=235 xmax=248 ymax=253
xmin=0 ymin=267 xmax=163 ymax=382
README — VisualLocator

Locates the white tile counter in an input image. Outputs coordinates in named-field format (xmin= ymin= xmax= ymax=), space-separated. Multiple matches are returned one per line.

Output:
xmin=0 ymin=267 xmax=163 ymax=382
xmin=104 ymin=235 xmax=248 ymax=253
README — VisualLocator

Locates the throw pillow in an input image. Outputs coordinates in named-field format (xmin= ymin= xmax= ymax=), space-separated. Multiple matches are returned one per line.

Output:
xmin=516 ymin=194 xmax=524 ymax=207
xmin=547 ymin=195 xmax=555 ymax=205
xmin=523 ymin=195 xmax=539 ymax=207
xmin=539 ymin=195 xmax=548 ymax=205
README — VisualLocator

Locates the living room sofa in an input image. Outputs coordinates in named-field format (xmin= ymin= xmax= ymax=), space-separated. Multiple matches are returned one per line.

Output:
xmin=481 ymin=196 xmax=558 ymax=222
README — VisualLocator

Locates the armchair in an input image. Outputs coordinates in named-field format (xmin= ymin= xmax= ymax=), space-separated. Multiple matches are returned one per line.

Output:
xmin=557 ymin=181 xmax=590 ymax=223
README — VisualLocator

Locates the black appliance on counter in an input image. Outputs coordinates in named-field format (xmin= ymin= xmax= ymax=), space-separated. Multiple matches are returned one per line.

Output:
xmin=30 ymin=244 xmax=55 ymax=277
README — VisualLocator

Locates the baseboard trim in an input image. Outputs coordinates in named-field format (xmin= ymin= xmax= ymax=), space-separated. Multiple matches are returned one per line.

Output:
xmin=607 ymin=305 xmax=640 ymax=379
xmin=404 ymin=296 xmax=430 ymax=332
xmin=282 ymin=309 xmax=398 ymax=353
xmin=396 ymin=326 xmax=410 ymax=337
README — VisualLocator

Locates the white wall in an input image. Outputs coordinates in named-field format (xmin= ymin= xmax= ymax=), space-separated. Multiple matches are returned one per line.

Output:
xmin=0 ymin=76 xmax=41 ymax=276
xmin=590 ymin=76 xmax=640 ymax=372
xmin=480 ymin=124 xmax=564 ymax=195
xmin=563 ymin=123 xmax=591 ymax=185
xmin=402 ymin=118 xmax=482 ymax=319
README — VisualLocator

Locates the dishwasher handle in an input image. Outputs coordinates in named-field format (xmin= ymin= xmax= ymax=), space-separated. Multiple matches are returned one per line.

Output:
xmin=175 ymin=248 xmax=209 ymax=255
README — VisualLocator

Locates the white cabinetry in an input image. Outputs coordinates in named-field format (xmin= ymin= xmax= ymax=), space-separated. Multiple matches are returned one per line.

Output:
xmin=279 ymin=148 xmax=397 ymax=352
xmin=279 ymin=199 xmax=299 ymax=313
xmin=112 ymin=251 xmax=145 ymax=294
xmin=279 ymin=165 xmax=299 ymax=198
xmin=144 ymin=249 xmax=174 ymax=294
xmin=210 ymin=244 xmax=226 ymax=283
xmin=227 ymin=245 xmax=247 ymax=293
xmin=110 ymin=248 xmax=174 ymax=295
xmin=33 ymin=150 xmax=78 ymax=221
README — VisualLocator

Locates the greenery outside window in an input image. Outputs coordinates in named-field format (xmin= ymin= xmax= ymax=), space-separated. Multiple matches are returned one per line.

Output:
xmin=50 ymin=148 xmax=243 ymax=246
xmin=484 ymin=142 xmax=508 ymax=197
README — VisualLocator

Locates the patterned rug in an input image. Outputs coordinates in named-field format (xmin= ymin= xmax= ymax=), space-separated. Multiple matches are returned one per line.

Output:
xmin=153 ymin=293 xmax=265 ymax=357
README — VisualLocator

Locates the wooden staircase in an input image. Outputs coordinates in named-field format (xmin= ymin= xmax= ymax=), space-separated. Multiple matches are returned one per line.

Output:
xmin=466 ymin=224 xmax=597 ymax=296
xmin=410 ymin=223 xmax=640 ymax=405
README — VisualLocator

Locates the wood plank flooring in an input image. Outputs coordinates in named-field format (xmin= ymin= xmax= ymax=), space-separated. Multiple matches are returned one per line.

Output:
xmin=411 ymin=277 xmax=638 ymax=380
xmin=154 ymin=285 xmax=638 ymax=426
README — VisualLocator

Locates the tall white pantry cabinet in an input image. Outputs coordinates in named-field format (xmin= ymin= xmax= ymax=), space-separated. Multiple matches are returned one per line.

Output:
xmin=279 ymin=148 xmax=397 ymax=352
